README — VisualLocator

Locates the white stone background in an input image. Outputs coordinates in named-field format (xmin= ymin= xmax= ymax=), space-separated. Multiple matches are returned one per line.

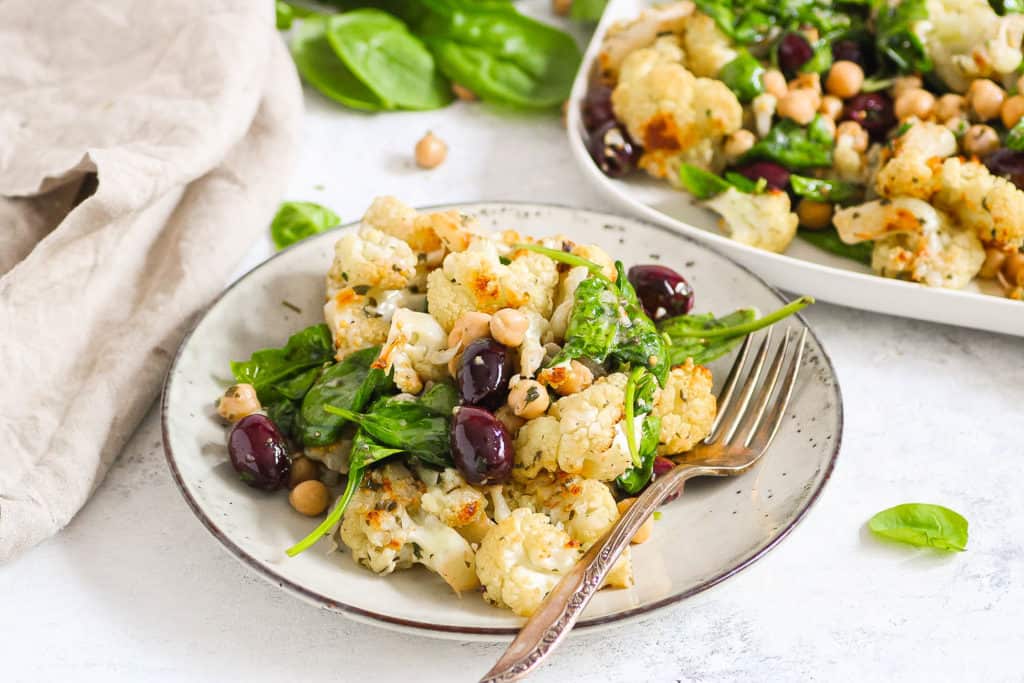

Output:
xmin=2 ymin=6 xmax=1023 ymax=681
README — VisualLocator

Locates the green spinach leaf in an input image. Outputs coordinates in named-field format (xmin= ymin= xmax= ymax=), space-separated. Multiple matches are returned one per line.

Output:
xmin=276 ymin=1 xmax=295 ymax=29
xmin=679 ymin=164 xmax=753 ymax=199
xmin=290 ymin=16 xmax=386 ymax=111
xmin=742 ymin=115 xmax=834 ymax=169
xmin=1006 ymin=119 xmax=1024 ymax=150
xmin=326 ymin=394 xmax=453 ymax=468
xmin=271 ymin=201 xmax=340 ymax=251
xmin=570 ymin=0 xmax=607 ymax=21
xmin=868 ymin=503 xmax=968 ymax=551
xmin=790 ymin=175 xmax=863 ymax=204
xmin=798 ymin=227 xmax=873 ymax=264
xmin=230 ymin=324 xmax=334 ymax=403
xmin=990 ymin=0 xmax=1024 ymax=14
xmin=873 ymin=0 xmax=932 ymax=74
xmin=615 ymin=414 xmax=661 ymax=495
xmin=718 ymin=49 xmax=765 ymax=103
xmin=297 ymin=347 xmax=388 ymax=446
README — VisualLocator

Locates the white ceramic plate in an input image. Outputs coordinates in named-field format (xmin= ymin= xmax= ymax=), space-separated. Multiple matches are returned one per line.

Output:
xmin=162 ymin=202 xmax=842 ymax=640
xmin=567 ymin=0 xmax=1024 ymax=337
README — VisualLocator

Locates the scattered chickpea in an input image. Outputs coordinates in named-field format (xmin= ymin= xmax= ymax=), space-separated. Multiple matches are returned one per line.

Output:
xmin=1004 ymin=250 xmax=1024 ymax=286
xmin=217 ymin=383 xmax=261 ymax=422
xmin=1002 ymin=95 xmax=1024 ymax=129
xmin=777 ymin=89 xmax=818 ymax=125
xmin=934 ymin=94 xmax=965 ymax=122
xmin=723 ymin=129 xmax=756 ymax=162
xmin=1017 ymin=74 xmax=1024 ymax=97
xmin=790 ymin=73 xmax=822 ymax=101
xmin=894 ymin=88 xmax=935 ymax=121
xmin=494 ymin=404 xmax=526 ymax=437
xmin=289 ymin=480 xmax=330 ymax=517
xmin=819 ymin=95 xmax=843 ymax=121
xmin=967 ymin=79 xmax=1005 ymax=121
xmin=892 ymin=75 xmax=923 ymax=98
xmin=825 ymin=61 xmax=864 ymax=99
xmin=944 ymin=115 xmax=969 ymax=137
xmin=552 ymin=0 xmax=572 ymax=16
xmin=979 ymin=247 xmax=1008 ymax=279
xmin=617 ymin=498 xmax=653 ymax=545
xmin=762 ymin=69 xmax=788 ymax=99
xmin=490 ymin=308 xmax=530 ymax=347
xmin=452 ymin=83 xmax=476 ymax=101
xmin=288 ymin=456 xmax=320 ymax=489
xmin=963 ymin=124 xmax=1000 ymax=157
xmin=836 ymin=120 xmax=869 ymax=152
xmin=508 ymin=379 xmax=550 ymax=420
xmin=448 ymin=311 xmax=492 ymax=351
xmin=415 ymin=131 xmax=447 ymax=169
xmin=539 ymin=360 xmax=594 ymax=396
xmin=796 ymin=199 xmax=834 ymax=230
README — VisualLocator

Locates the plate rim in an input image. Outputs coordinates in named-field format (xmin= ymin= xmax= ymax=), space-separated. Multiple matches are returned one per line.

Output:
xmin=161 ymin=200 xmax=843 ymax=638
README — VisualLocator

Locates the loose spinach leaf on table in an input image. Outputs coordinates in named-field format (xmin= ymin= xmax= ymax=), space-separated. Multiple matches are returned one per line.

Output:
xmin=798 ymin=228 xmax=874 ymax=265
xmin=326 ymin=10 xmax=452 ymax=111
xmin=297 ymin=346 xmax=389 ymax=447
xmin=231 ymin=324 xmax=334 ymax=403
xmin=868 ymin=503 xmax=968 ymax=551
xmin=742 ymin=115 xmax=834 ymax=169
xmin=290 ymin=16 xmax=387 ymax=111
xmin=270 ymin=201 xmax=340 ymax=251
xmin=718 ymin=49 xmax=765 ymax=103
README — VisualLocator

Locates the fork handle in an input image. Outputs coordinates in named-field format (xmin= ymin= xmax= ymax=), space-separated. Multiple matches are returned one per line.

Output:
xmin=478 ymin=463 xmax=707 ymax=683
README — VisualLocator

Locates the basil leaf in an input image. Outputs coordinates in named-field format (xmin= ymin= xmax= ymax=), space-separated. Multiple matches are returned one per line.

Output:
xmin=742 ymin=115 xmax=834 ymax=169
xmin=231 ymin=324 xmax=334 ymax=403
xmin=570 ymin=0 xmax=607 ymax=21
xmin=790 ymin=175 xmax=863 ymax=204
xmin=873 ymin=0 xmax=932 ymax=74
xmin=326 ymin=10 xmax=452 ymax=111
xmin=868 ymin=503 xmax=968 ymax=551
xmin=271 ymin=201 xmax=340 ymax=251
xmin=679 ymin=164 xmax=733 ymax=199
xmin=290 ymin=16 xmax=386 ymax=111
xmin=718 ymin=49 xmax=765 ymax=103
xmin=798 ymin=228 xmax=873 ymax=265
xmin=298 ymin=347 xmax=388 ymax=446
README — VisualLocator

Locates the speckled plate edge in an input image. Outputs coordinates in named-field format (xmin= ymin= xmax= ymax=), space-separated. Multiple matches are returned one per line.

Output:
xmin=161 ymin=201 xmax=843 ymax=640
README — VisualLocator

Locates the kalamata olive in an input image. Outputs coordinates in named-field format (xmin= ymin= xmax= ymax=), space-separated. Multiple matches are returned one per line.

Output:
xmin=627 ymin=264 xmax=694 ymax=320
xmin=777 ymin=32 xmax=813 ymax=77
xmin=451 ymin=406 xmax=513 ymax=485
xmin=842 ymin=92 xmax=896 ymax=141
xmin=587 ymin=120 xmax=641 ymax=178
xmin=652 ymin=456 xmax=675 ymax=478
xmin=228 ymin=414 xmax=291 ymax=491
xmin=582 ymin=84 xmax=615 ymax=132
xmin=984 ymin=149 xmax=1024 ymax=190
xmin=457 ymin=338 xmax=512 ymax=409
xmin=733 ymin=160 xmax=791 ymax=190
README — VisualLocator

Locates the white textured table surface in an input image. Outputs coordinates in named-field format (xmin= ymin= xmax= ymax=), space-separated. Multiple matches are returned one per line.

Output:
xmin=4 ymin=31 xmax=1024 ymax=683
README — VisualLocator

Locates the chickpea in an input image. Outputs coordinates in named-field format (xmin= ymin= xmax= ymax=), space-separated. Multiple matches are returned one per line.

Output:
xmin=508 ymin=379 xmax=550 ymax=419
xmin=836 ymin=120 xmax=869 ymax=152
xmin=825 ymin=61 xmax=864 ymax=99
xmin=894 ymin=88 xmax=935 ymax=121
xmin=723 ymin=129 xmax=756 ymax=162
xmin=415 ymin=131 xmax=447 ymax=169
xmin=451 ymin=83 xmax=476 ymax=101
xmin=979 ymin=247 xmax=1008 ymax=279
xmin=944 ymin=115 xmax=969 ymax=137
xmin=777 ymin=90 xmax=818 ymax=125
xmin=762 ymin=69 xmax=788 ymax=100
xmin=892 ymin=75 xmax=923 ymax=98
xmin=934 ymin=94 xmax=965 ymax=122
xmin=447 ymin=311 xmax=492 ymax=350
xmin=617 ymin=498 xmax=654 ymax=545
xmin=819 ymin=94 xmax=843 ymax=120
xmin=494 ymin=404 xmax=526 ymax=437
xmin=796 ymin=199 xmax=834 ymax=230
xmin=790 ymin=73 xmax=822 ymax=101
xmin=1002 ymin=95 xmax=1024 ymax=129
xmin=216 ymin=383 xmax=261 ymax=422
xmin=1004 ymin=250 xmax=1024 ymax=286
xmin=490 ymin=308 xmax=530 ymax=347
xmin=288 ymin=456 xmax=320 ymax=489
xmin=289 ymin=480 xmax=330 ymax=517
xmin=1017 ymin=74 xmax=1024 ymax=97
xmin=539 ymin=360 xmax=594 ymax=396
xmin=963 ymin=124 xmax=1000 ymax=157
xmin=967 ymin=79 xmax=1005 ymax=121
xmin=552 ymin=0 xmax=572 ymax=16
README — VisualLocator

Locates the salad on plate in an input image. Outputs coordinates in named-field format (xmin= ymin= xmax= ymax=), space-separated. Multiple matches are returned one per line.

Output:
xmin=213 ymin=196 xmax=808 ymax=617
xmin=581 ymin=0 xmax=1024 ymax=299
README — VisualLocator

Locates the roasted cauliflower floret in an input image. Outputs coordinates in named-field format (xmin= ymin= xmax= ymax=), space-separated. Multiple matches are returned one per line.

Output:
xmin=475 ymin=508 xmax=581 ymax=617
xmin=598 ymin=1 xmax=694 ymax=79
xmin=704 ymin=188 xmax=798 ymax=253
xmin=326 ymin=225 xmax=418 ymax=293
xmin=612 ymin=36 xmax=743 ymax=180
xmin=426 ymin=239 xmax=559 ymax=332
xmin=874 ymin=122 xmax=958 ymax=200
xmin=680 ymin=10 xmax=736 ymax=77
xmin=420 ymin=467 xmax=493 ymax=544
xmin=323 ymin=287 xmax=391 ymax=360
xmin=933 ymin=157 xmax=1024 ymax=249
xmin=374 ymin=308 xmax=447 ymax=394
xmin=655 ymin=359 xmax=717 ymax=455
xmin=927 ymin=0 xmax=1024 ymax=92
xmin=339 ymin=463 xmax=479 ymax=593
xmin=518 ymin=311 xmax=552 ymax=378
xmin=513 ymin=375 xmax=635 ymax=483
xmin=550 ymin=265 xmax=589 ymax=341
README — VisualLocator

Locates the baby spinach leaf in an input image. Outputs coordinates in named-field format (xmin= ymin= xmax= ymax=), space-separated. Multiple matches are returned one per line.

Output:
xmin=326 ymin=10 xmax=452 ymax=111
xmin=297 ymin=347 xmax=388 ymax=446
xmin=276 ymin=1 xmax=295 ymax=29
xmin=417 ymin=381 xmax=459 ymax=417
xmin=742 ymin=115 xmax=834 ymax=169
xmin=326 ymin=395 xmax=453 ymax=468
xmin=570 ymin=0 xmax=608 ymax=21
xmin=265 ymin=399 xmax=300 ymax=441
xmin=789 ymin=175 xmax=863 ymax=204
xmin=798 ymin=228 xmax=873 ymax=265
xmin=611 ymin=262 xmax=669 ymax=385
xmin=868 ymin=503 xmax=968 ymax=551
xmin=718 ymin=49 xmax=765 ymax=103
xmin=231 ymin=324 xmax=334 ymax=403
xmin=990 ymin=0 xmax=1024 ymax=14
xmin=290 ymin=16 xmax=386 ymax=111
xmin=271 ymin=201 xmax=340 ymax=251
xmin=873 ymin=0 xmax=932 ymax=74
xmin=1006 ymin=120 xmax=1024 ymax=150
xmin=679 ymin=164 xmax=733 ymax=199
xmin=616 ymin=414 xmax=661 ymax=495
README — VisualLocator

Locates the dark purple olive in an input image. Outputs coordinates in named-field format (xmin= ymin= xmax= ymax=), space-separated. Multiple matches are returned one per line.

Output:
xmin=652 ymin=456 xmax=675 ymax=479
xmin=831 ymin=39 xmax=863 ymax=65
xmin=451 ymin=406 xmax=513 ymax=485
xmin=627 ymin=264 xmax=694 ymax=320
xmin=587 ymin=120 xmax=641 ymax=178
xmin=984 ymin=149 xmax=1024 ymax=190
xmin=457 ymin=338 xmax=512 ymax=409
xmin=228 ymin=414 xmax=291 ymax=491
xmin=842 ymin=92 xmax=896 ymax=141
xmin=582 ymin=84 xmax=615 ymax=132
xmin=733 ymin=160 xmax=791 ymax=191
xmin=777 ymin=32 xmax=813 ymax=77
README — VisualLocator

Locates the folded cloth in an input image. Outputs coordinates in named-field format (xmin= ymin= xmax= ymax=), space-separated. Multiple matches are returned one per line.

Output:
xmin=0 ymin=0 xmax=303 ymax=561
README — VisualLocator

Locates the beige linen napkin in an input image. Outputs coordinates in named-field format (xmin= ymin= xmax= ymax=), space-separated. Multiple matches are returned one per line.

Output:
xmin=0 ymin=0 xmax=303 ymax=561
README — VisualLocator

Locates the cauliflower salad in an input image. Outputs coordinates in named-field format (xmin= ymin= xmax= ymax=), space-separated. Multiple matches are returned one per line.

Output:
xmin=215 ymin=196 xmax=808 ymax=617
xmin=584 ymin=0 xmax=1024 ymax=299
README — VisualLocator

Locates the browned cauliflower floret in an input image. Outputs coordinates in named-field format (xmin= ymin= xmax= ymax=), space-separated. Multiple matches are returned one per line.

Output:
xmin=598 ymin=1 xmax=694 ymax=80
xmin=418 ymin=467 xmax=493 ymax=544
xmin=704 ymin=187 xmax=798 ymax=253
xmin=680 ymin=10 xmax=737 ymax=77
xmin=927 ymin=0 xmax=1024 ymax=92
xmin=326 ymin=225 xmax=418 ymax=293
xmin=323 ymin=287 xmax=390 ymax=360
xmin=612 ymin=36 xmax=742 ymax=181
xmin=655 ymin=359 xmax=717 ymax=455
xmin=373 ymin=308 xmax=447 ymax=394
xmin=933 ymin=157 xmax=1024 ymax=249
xmin=874 ymin=122 xmax=958 ymax=201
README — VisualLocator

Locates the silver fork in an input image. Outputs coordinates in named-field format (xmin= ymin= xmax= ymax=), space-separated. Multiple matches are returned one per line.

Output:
xmin=479 ymin=327 xmax=808 ymax=683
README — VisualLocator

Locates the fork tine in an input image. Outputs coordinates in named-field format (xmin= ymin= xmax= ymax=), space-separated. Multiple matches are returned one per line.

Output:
xmin=705 ymin=333 xmax=754 ymax=442
xmin=749 ymin=328 xmax=807 ymax=453
xmin=738 ymin=329 xmax=792 ymax=448
xmin=715 ymin=328 xmax=773 ymax=445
